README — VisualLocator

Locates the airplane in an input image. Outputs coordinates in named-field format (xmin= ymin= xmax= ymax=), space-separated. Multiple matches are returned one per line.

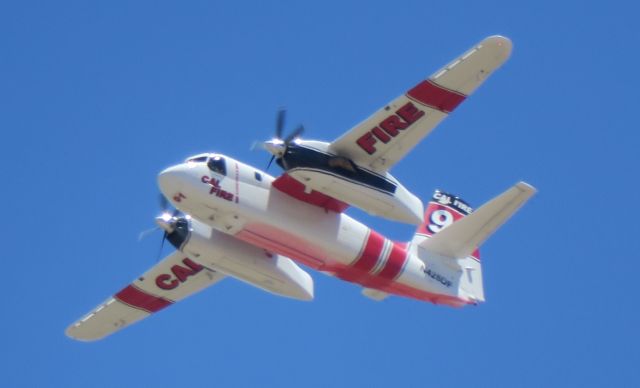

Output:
xmin=66 ymin=35 xmax=536 ymax=341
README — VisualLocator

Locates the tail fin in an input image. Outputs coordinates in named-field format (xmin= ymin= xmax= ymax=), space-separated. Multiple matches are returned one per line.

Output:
xmin=412 ymin=182 xmax=536 ymax=303
xmin=412 ymin=188 xmax=482 ymax=259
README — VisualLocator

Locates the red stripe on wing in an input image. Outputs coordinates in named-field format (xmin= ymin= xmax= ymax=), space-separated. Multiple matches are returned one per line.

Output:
xmin=407 ymin=80 xmax=466 ymax=113
xmin=115 ymin=285 xmax=173 ymax=313
xmin=272 ymin=174 xmax=349 ymax=213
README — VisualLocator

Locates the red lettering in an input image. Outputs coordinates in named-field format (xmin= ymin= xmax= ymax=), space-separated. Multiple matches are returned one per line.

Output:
xmin=155 ymin=259 xmax=203 ymax=291
xmin=171 ymin=264 xmax=196 ymax=283
xmin=356 ymin=132 xmax=377 ymax=155
xmin=379 ymin=115 xmax=408 ymax=136
xmin=182 ymin=258 xmax=204 ymax=273
xmin=203 ymin=176 xmax=220 ymax=191
xmin=155 ymin=274 xmax=179 ymax=290
xmin=173 ymin=192 xmax=186 ymax=203
xmin=371 ymin=127 xmax=391 ymax=143
xmin=355 ymin=102 xmax=425 ymax=155
xmin=396 ymin=102 xmax=424 ymax=124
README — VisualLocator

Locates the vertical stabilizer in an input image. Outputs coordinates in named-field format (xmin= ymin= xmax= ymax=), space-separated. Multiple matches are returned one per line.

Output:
xmin=412 ymin=189 xmax=480 ymax=260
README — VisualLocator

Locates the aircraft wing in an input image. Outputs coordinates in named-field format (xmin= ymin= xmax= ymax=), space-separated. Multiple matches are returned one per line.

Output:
xmin=66 ymin=251 xmax=224 ymax=341
xmin=329 ymin=36 xmax=512 ymax=173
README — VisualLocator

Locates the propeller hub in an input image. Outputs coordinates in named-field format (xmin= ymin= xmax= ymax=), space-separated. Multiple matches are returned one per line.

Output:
xmin=155 ymin=213 xmax=176 ymax=234
xmin=264 ymin=139 xmax=286 ymax=157
xmin=256 ymin=109 xmax=305 ymax=171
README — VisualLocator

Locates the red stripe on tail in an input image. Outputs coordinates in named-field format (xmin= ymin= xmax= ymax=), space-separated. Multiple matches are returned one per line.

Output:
xmin=416 ymin=190 xmax=481 ymax=261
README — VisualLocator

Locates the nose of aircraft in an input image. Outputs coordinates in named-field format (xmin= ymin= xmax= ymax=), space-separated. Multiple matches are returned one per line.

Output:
xmin=158 ymin=164 xmax=187 ymax=201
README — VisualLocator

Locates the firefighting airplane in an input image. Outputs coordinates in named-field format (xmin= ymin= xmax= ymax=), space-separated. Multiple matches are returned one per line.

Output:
xmin=67 ymin=35 xmax=536 ymax=341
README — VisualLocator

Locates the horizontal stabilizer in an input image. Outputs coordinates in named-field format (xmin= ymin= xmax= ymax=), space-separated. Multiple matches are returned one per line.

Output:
xmin=419 ymin=182 xmax=536 ymax=259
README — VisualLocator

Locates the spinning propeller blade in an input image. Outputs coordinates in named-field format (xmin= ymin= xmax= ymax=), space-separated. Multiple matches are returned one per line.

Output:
xmin=138 ymin=226 xmax=159 ymax=241
xmin=261 ymin=109 xmax=306 ymax=171
xmin=267 ymin=154 xmax=275 ymax=170
xmin=157 ymin=231 xmax=167 ymax=262
xmin=284 ymin=124 xmax=304 ymax=144
xmin=275 ymin=108 xmax=285 ymax=140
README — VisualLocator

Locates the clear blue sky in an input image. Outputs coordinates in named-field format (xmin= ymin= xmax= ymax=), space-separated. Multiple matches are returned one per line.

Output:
xmin=2 ymin=1 xmax=638 ymax=387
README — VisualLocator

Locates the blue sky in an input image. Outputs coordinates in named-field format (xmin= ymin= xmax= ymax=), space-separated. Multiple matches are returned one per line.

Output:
xmin=1 ymin=1 xmax=639 ymax=386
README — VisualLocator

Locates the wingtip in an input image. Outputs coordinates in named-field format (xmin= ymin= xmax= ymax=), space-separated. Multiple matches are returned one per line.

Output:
xmin=515 ymin=181 xmax=538 ymax=195
xmin=65 ymin=325 xmax=92 ymax=342
xmin=481 ymin=35 xmax=513 ymax=62
xmin=65 ymin=320 xmax=109 ymax=342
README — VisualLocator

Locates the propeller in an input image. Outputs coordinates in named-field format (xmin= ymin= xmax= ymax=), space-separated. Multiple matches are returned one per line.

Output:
xmin=138 ymin=194 xmax=182 ymax=262
xmin=260 ymin=108 xmax=304 ymax=170
xmin=275 ymin=108 xmax=285 ymax=139
xmin=155 ymin=194 xmax=181 ymax=259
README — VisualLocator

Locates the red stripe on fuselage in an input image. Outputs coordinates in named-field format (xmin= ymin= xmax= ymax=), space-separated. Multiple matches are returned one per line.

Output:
xmin=115 ymin=285 xmax=173 ymax=313
xmin=351 ymin=230 xmax=385 ymax=272
xmin=236 ymin=224 xmax=465 ymax=306
xmin=407 ymin=80 xmax=466 ymax=113
xmin=377 ymin=241 xmax=407 ymax=280
xmin=334 ymin=233 xmax=407 ymax=286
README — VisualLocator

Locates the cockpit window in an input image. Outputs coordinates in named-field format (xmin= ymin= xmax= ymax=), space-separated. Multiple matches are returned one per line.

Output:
xmin=207 ymin=156 xmax=226 ymax=176
xmin=186 ymin=156 xmax=208 ymax=163
xmin=186 ymin=153 xmax=209 ymax=163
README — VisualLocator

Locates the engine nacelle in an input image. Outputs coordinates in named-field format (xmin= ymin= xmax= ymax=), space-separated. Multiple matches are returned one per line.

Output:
xmin=281 ymin=141 xmax=424 ymax=224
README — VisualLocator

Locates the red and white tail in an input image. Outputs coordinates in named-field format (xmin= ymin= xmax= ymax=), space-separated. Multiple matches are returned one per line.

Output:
xmin=412 ymin=190 xmax=480 ymax=260
xmin=412 ymin=183 xmax=536 ymax=303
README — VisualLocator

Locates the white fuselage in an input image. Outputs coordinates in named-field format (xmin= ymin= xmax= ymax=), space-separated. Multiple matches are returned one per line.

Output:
xmin=159 ymin=155 xmax=468 ymax=306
